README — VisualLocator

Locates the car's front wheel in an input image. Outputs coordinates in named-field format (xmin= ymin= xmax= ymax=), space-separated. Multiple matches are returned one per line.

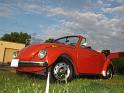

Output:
xmin=50 ymin=61 xmax=73 ymax=83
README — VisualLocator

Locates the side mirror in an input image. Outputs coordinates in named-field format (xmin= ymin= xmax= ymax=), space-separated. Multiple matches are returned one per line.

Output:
xmin=81 ymin=42 xmax=87 ymax=47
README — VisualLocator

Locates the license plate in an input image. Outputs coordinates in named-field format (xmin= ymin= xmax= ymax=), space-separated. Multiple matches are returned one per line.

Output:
xmin=10 ymin=59 xmax=19 ymax=67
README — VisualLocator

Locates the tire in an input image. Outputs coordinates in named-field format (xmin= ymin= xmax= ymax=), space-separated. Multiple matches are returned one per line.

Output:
xmin=50 ymin=61 xmax=73 ymax=83
xmin=105 ymin=66 xmax=113 ymax=79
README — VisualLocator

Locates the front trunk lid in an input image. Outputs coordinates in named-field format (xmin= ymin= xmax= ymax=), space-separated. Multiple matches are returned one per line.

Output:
xmin=17 ymin=43 xmax=65 ymax=61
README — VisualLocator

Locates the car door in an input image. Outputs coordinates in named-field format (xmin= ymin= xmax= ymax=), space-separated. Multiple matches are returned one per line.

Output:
xmin=77 ymin=46 xmax=105 ymax=74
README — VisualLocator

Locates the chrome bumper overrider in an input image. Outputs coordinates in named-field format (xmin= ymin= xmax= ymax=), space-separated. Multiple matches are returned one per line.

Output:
xmin=18 ymin=61 xmax=48 ymax=67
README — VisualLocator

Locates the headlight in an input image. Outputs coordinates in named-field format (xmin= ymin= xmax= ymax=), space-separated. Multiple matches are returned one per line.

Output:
xmin=38 ymin=49 xmax=47 ymax=59
xmin=13 ymin=51 xmax=18 ymax=59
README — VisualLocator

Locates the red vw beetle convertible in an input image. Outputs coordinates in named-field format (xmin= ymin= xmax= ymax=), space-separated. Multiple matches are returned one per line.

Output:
xmin=11 ymin=35 xmax=114 ymax=82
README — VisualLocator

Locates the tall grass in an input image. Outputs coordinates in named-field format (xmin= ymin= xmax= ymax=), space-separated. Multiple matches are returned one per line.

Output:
xmin=0 ymin=70 xmax=124 ymax=93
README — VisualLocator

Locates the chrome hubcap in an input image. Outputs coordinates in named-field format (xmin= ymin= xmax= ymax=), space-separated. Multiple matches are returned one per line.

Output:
xmin=53 ymin=62 xmax=70 ymax=81
xmin=106 ymin=69 xmax=112 ymax=79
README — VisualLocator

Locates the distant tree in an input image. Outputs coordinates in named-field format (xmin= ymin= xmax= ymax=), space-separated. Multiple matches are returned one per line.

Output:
xmin=0 ymin=32 xmax=31 ymax=45
xmin=45 ymin=38 xmax=55 ymax=43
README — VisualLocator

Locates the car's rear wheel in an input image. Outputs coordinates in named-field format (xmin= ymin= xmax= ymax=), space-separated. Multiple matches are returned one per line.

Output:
xmin=50 ymin=61 xmax=73 ymax=83
xmin=105 ymin=66 xmax=113 ymax=79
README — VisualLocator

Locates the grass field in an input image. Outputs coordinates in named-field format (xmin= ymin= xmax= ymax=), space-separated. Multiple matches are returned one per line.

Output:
xmin=0 ymin=71 xmax=124 ymax=93
xmin=0 ymin=58 xmax=124 ymax=93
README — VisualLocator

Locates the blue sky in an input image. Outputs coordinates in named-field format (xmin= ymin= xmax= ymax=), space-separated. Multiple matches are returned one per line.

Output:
xmin=0 ymin=0 xmax=124 ymax=51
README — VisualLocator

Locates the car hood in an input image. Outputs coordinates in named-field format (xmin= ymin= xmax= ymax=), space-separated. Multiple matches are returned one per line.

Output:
xmin=17 ymin=43 xmax=67 ymax=60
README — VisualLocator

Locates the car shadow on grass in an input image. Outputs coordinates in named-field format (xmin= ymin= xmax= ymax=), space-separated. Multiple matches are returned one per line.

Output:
xmin=17 ymin=72 xmax=102 ymax=82
xmin=16 ymin=72 xmax=47 ymax=80
xmin=78 ymin=74 xmax=101 ymax=80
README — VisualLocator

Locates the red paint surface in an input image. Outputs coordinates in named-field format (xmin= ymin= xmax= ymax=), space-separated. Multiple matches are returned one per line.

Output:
xmin=108 ymin=52 xmax=124 ymax=59
xmin=16 ymin=35 xmax=113 ymax=75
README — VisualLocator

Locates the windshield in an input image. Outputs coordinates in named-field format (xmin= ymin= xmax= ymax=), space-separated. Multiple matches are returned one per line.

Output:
xmin=54 ymin=36 xmax=79 ymax=45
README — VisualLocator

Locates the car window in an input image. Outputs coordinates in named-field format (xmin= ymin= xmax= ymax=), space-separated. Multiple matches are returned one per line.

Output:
xmin=55 ymin=38 xmax=66 ymax=44
xmin=54 ymin=36 xmax=79 ymax=45
xmin=67 ymin=37 xmax=79 ymax=45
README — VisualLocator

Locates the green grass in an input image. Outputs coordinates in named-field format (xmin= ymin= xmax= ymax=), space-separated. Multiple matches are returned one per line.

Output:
xmin=0 ymin=58 xmax=124 ymax=93
xmin=0 ymin=71 xmax=124 ymax=93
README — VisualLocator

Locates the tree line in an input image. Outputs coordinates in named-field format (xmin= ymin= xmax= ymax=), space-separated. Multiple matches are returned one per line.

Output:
xmin=0 ymin=32 xmax=54 ymax=45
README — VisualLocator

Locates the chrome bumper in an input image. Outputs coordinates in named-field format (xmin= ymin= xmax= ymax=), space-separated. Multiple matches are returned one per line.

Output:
xmin=18 ymin=61 xmax=48 ymax=67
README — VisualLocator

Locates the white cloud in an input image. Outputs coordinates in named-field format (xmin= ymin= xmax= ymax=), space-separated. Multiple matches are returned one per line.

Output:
xmin=0 ymin=0 xmax=45 ymax=16
xmin=0 ymin=0 xmax=124 ymax=51
xmin=38 ymin=7 xmax=124 ymax=51
xmin=0 ymin=3 xmax=12 ymax=16
xmin=110 ymin=0 xmax=124 ymax=3
xmin=105 ymin=5 xmax=124 ymax=16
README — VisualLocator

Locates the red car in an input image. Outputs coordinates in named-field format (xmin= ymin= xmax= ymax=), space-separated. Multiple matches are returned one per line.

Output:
xmin=11 ymin=35 xmax=114 ymax=82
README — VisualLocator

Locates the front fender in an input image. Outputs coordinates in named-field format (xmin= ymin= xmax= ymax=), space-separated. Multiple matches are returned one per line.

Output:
xmin=46 ymin=48 xmax=79 ymax=75
xmin=46 ymin=48 xmax=73 ymax=65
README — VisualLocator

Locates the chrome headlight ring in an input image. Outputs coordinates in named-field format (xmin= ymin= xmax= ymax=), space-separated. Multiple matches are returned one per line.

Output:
xmin=38 ymin=49 xmax=47 ymax=59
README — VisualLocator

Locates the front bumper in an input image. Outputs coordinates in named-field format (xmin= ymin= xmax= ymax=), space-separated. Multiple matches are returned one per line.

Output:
xmin=11 ymin=59 xmax=48 ymax=67
xmin=18 ymin=61 xmax=48 ymax=67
